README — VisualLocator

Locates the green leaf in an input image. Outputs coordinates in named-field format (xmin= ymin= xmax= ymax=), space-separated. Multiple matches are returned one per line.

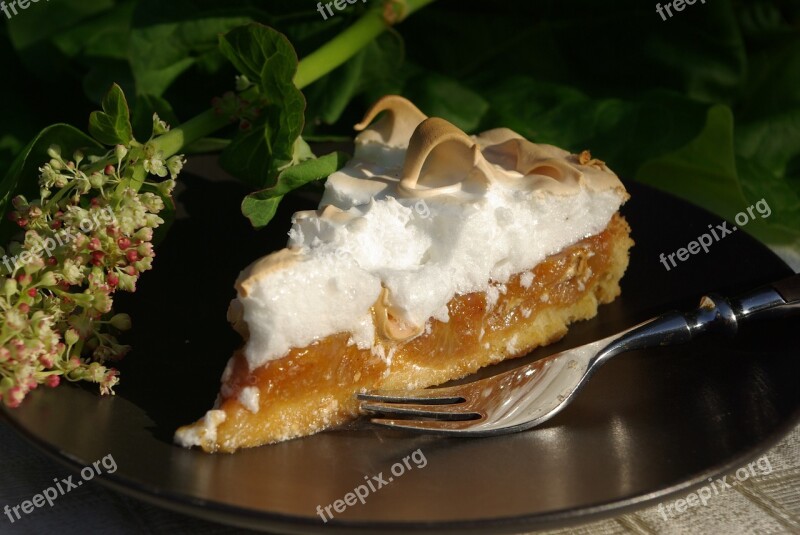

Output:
xmin=304 ymin=45 xmax=366 ymax=126
xmin=636 ymin=105 xmax=749 ymax=224
xmin=218 ymin=22 xmax=294 ymax=83
xmin=89 ymin=84 xmax=134 ymax=146
xmin=735 ymin=109 xmax=800 ymax=177
xmin=50 ymin=0 xmax=135 ymax=61
xmin=241 ymin=195 xmax=283 ymax=230
xmin=217 ymin=116 xmax=275 ymax=187
xmin=736 ymin=32 xmax=800 ymax=120
xmin=479 ymin=77 xmax=708 ymax=178
xmin=33 ymin=1 xmax=137 ymax=102
xmin=272 ymin=150 xmax=348 ymax=197
xmin=6 ymin=0 xmax=114 ymax=51
xmin=218 ymin=23 xmax=306 ymax=188
xmin=304 ymin=32 xmax=405 ymax=129
xmin=241 ymin=151 xmax=349 ymax=228
xmin=734 ymin=35 xmax=800 ymax=176
xmin=736 ymin=157 xmax=800 ymax=247
xmin=0 ymin=125 xmax=103 ymax=241
xmin=129 ymin=1 xmax=251 ymax=97
xmin=6 ymin=0 xmax=115 ymax=80
xmin=402 ymin=0 xmax=746 ymax=103
xmin=404 ymin=72 xmax=488 ymax=133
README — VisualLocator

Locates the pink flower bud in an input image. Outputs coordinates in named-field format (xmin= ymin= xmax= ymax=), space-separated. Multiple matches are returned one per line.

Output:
xmin=5 ymin=386 xmax=24 ymax=408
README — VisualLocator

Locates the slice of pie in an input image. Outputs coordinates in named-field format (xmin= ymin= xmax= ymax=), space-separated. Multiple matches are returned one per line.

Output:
xmin=175 ymin=96 xmax=633 ymax=453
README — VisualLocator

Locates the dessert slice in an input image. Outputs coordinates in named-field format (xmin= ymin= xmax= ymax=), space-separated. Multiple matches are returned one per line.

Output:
xmin=175 ymin=96 xmax=633 ymax=453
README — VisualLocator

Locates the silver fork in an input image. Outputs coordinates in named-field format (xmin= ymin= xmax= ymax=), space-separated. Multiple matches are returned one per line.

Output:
xmin=358 ymin=275 xmax=800 ymax=436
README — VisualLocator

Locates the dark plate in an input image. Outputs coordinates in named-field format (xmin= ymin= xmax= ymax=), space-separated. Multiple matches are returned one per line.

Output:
xmin=1 ymin=172 xmax=798 ymax=534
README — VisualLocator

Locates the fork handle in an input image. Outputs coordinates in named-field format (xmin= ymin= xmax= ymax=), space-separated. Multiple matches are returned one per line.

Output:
xmin=596 ymin=273 xmax=800 ymax=362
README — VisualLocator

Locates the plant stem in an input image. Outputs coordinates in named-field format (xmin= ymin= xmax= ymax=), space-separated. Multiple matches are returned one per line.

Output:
xmin=183 ymin=137 xmax=231 ymax=154
xmin=154 ymin=0 xmax=437 ymax=158
xmin=294 ymin=0 xmax=437 ymax=90
xmin=153 ymin=108 xmax=230 ymax=159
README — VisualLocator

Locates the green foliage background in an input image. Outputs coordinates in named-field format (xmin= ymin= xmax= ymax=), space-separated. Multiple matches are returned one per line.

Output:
xmin=1 ymin=0 xmax=798 ymax=252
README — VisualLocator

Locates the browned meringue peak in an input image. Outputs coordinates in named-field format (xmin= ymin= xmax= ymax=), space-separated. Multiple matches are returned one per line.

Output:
xmin=473 ymin=130 xmax=626 ymax=196
xmin=227 ymin=298 xmax=249 ymax=340
xmin=293 ymin=204 xmax=359 ymax=226
xmin=349 ymin=95 xmax=625 ymax=199
xmin=354 ymin=95 xmax=427 ymax=148
xmin=234 ymin=248 xmax=303 ymax=298
xmin=473 ymin=128 xmax=627 ymax=197
xmin=399 ymin=117 xmax=494 ymax=198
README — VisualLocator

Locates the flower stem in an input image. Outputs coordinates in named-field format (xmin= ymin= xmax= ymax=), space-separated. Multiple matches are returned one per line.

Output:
xmin=154 ymin=0 xmax=437 ymax=158
xmin=294 ymin=0 xmax=437 ymax=90
xmin=152 ymin=108 xmax=230 ymax=160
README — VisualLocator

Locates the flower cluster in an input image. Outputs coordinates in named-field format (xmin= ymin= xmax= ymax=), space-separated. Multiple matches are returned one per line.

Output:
xmin=0 ymin=115 xmax=184 ymax=407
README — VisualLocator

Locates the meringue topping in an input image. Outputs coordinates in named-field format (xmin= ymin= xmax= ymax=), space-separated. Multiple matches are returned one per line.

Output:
xmin=234 ymin=96 xmax=628 ymax=369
